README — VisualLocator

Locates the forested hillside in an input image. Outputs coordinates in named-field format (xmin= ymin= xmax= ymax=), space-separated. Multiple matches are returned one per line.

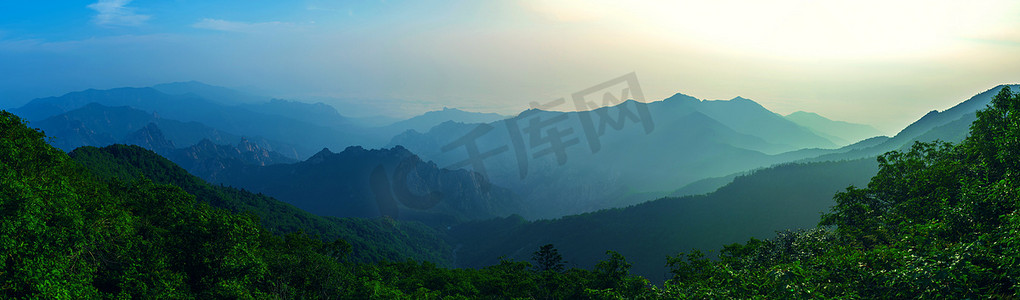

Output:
xmin=3 ymin=85 xmax=1020 ymax=298
xmin=653 ymin=86 xmax=1020 ymax=298
xmin=450 ymin=158 xmax=879 ymax=282
xmin=67 ymin=144 xmax=452 ymax=265
xmin=0 ymin=110 xmax=649 ymax=298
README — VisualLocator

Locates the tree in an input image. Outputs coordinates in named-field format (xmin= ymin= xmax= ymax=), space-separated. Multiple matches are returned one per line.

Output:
xmin=532 ymin=244 xmax=565 ymax=272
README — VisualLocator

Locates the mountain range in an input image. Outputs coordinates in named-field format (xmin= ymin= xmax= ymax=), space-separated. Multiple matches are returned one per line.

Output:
xmin=205 ymin=145 xmax=522 ymax=226
xmin=784 ymin=111 xmax=884 ymax=146
xmin=16 ymin=81 xmax=981 ymax=221
xmin=7 ymin=81 xmax=1015 ymax=289
xmin=387 ymin=93 xmax=872 ymax=218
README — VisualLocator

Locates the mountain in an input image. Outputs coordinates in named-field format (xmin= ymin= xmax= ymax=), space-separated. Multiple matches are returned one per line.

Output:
xmin=30 ymin=103 xmax=303 ymax=159
xmin=28 ymin=104 xmax=304 ymax=180
xmin=658 ymin=95 xmax=837 ymax=151
xmin=0 ymin=108 xmax=656 ymax=299
xmin=449 ymin=158 xmax=880 ymax=283
xmin=108 ymin=121 xmax=299 ymax=180
xmin=152 ymin=81 xmax=268 ymax=105
xmin=239 ymin=99 xmax=352 ymax=131
xmin=170 ymin=138 xmax=299 ymax=180
xmin=378 ymin=107 xmax=506 ymax=136
xmin=388 ymin=95 xmax=838 ymax=219
xmin=801 ymin=84 xmax=1020 ymax=163
xmin=445 ymin=84 xmax=1020 ymax=283
xmin=121 ymin=123 xmax=177 ymax=154
xmin=12 ymin=87 xmax=378 ymax=158
xmin=206 ymin=146 xmax=523 ymax=226
xmin=13 ymin=87 xmax=210 ymax=122
xmin=68 ymin=144 xmax=451 ymax=265
xmin=784 ymin=111 xmax=884 ymax=146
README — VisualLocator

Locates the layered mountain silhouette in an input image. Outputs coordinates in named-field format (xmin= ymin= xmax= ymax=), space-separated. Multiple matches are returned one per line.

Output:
xmin=204 ymin=146 xmax=522 ymax=226
xmin=15 ymin=83 xmax=526 ymax=159
xmin=67 ymin=144 xmax=453 ymax=265
xmin=9 ymin=80 xmax=1014 ymax=288
xmin=388 ymin=94 xmax=845 ymax=218
xmin=450 ymin=158 xmax=880 ymax=283
xmin=798 ymin=84 xmax=1020 ymax=163
xmin=170 ymin=137 xmax=298 ymax=180
xmin=784 ymin=111 xmax=884 ymax=146
xmin=17 ymin=81 xmax=1010 ymax=224
xmin=13 ymin=86 xmax=364 ymax=158
xmin=445 ymin=84 xmax=1019 ymax=283
xmin=152 ymin=81 xmax=268 ymax=105
xmin=31 ymin=103 xmax=302 ymax=159
xmin=377 ymin=107 xmax=506 ymax=137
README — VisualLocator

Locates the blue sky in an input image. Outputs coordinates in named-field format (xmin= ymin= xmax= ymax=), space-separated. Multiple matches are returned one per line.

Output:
xmin=2 ymin=0 xmax=1020 ymax=132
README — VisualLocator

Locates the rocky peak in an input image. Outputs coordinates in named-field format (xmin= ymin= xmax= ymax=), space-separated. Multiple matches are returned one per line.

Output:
xmin=121 ymin=123 xmax=176 ymax=155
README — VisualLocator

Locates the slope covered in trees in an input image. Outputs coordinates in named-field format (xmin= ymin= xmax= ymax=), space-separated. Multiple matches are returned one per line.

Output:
xmin=67 ymin=144 xmax=451 ymax=265
xmin=4 ymin=85 xmax=1020 ymax=298
xmin=449 ymin=158 xmax=880 ymax=282
xmin=0 ymin=110 xmax=653 ymax=298
xmin=654 ymin=86 xmax=1020 ymax=298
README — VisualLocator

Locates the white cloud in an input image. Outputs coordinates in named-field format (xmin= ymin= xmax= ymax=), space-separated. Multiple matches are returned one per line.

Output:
xmin=192 ymin=19 xmax=294 ymax=33
xmin=87 ymin=0 xmax=150 ymax=27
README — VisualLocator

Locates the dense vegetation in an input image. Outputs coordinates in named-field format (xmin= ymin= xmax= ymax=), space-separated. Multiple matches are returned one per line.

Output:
xmin=655 ymin=86 xmax=1020 ymax=298
xmin=68 ymin=144 xmax=451 ymax=265
xmin=3 ymin=86 xmax=1020 ymax=298
xmin=0 ymin=111 xmax=649 ymax=298
xmin=450 ymin=158 xmax=878 ymax=282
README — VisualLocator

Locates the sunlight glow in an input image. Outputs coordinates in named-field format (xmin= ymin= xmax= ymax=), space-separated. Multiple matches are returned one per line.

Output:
xmin=527 ymin=0 xmax=1018 ymax=60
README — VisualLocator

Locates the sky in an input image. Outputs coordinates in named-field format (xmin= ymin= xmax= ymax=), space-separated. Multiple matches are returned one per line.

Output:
xmin=2 ymin=0 xmax=1019 ymax=133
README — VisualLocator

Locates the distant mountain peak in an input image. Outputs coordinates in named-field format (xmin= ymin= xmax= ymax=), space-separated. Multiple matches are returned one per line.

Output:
xmin=153 ymin=80 xmax=215 ymax=89
xmin=307 ymin=148 xmax=334 ymax=164
xmin=152 ymin=81 xmax=266 ymax=105
xmin=121 ymin=122 xmax=176 ymax=154
xmin=787 ymin=111 xmax=821 ymax=117
xmin=662 ymin=93 xmax=700 ymax=104
xmin=236 ymin=137 xmax=263 ymax=153
xmin=784 ymin=110 xmax=884 ymax=146
xmin=342 ymin=145 xmax=366 ymax=153
xmin=195 ymin=139 xmax=218 ymax=149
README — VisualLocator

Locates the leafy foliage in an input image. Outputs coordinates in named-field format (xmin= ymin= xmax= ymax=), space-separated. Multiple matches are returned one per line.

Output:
xmin=2 ymin=110 xmax=657 ymax=298
xmin=653 ymin=86 xmax=1020 ymax=298
xmin=68 ymin=144 xmax=452 ymax=265
xmin=4 ymin=85 xmax=1020 ymax=298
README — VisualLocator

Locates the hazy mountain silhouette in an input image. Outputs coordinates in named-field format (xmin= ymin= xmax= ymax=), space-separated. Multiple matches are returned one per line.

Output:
xmin=170 ymin=137 xmax=299 ymax=180
xmin=668 ymin=85 xmax=1013 ymax=199
xmin=800 ymin=84 xmax=1020 ymax=163
xmin=784 ymin=111 xmax=884 ymax=146
xmin=450 ymin=158 xmax=880 ymax=283
xmin=121 ymin=123 xmax=177 ymax=154
xmin=388 ymin=94 xmax=839 ymax=219
xmin=14 ymin=83 xmax=526 ymax=157
xmin=12 ymin=87 xmax=369 ymax=157
xmin=240 ymin=99 xmax=354 ymax=131
xmin=445 ymin=84 xmax=1020 ymax=284
xmin=68 ymin=144 xmax=453 ymax=265
xmin=206 ymin=145 xmax=523 ymax=226
xmin=654 ymin=94 xmax=837 ymax=152
xmin=380 ymin=107 xmax=506 ymax=134
xmin=153 ymin=81 xmax=268 ymax=105
xmin=30 ymin=103 xmax=303 ymax=159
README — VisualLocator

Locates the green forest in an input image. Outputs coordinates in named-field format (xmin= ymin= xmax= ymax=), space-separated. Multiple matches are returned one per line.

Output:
xmin=3 ymin=86 xmax=1020 ymax=298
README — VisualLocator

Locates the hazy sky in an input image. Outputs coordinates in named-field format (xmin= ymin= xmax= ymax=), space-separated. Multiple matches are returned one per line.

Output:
xmin=2 ymin=0 xmax=1019 ymax=133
